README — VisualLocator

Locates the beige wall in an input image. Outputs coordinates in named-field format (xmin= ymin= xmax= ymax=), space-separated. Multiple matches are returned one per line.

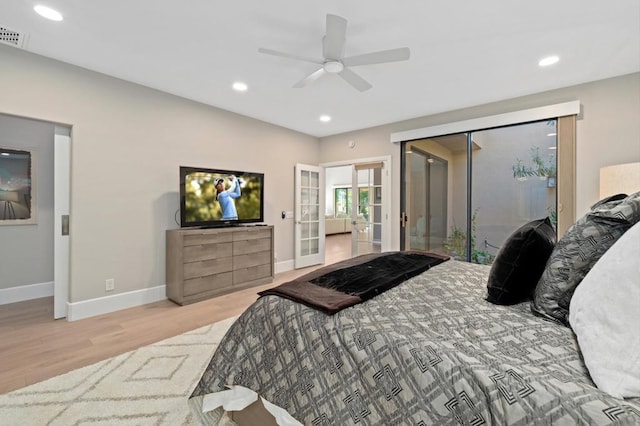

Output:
xmin=320 ymin=72 xmax=640 ymax=250
xmin=0 ymin=45 xmax=318 ymax=302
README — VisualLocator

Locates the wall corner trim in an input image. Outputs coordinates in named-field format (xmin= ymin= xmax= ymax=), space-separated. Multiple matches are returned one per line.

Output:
xmin=67 ymin=285 xmax=166 ymax=321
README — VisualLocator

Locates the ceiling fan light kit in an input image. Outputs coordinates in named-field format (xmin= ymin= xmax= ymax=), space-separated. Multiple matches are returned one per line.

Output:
xmin=259 ymin=14 xmax=410 ymax=92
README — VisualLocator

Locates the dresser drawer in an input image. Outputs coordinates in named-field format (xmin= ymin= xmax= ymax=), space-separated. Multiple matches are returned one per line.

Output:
xmin=233 ymin=251 xmax=271 ymax=270
xmin=184 ymin=242 xmax=232 ymax=262
xmin=184 ymin=257 xmax=233 ymax=280
xmin=233 ymin=228 xmax=271 ymax=242
xmin=183 ymin=232 xmax=233 ymax=247
xmin=183 ymin=272 xmax=233 ymax=297
xmin=234 ymin=264 xmax=272 ymax=284
xmin=233 ymin=237 xmax=271 ymax=256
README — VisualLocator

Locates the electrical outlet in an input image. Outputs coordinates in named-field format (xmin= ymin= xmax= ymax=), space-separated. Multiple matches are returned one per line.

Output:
xmin=105 ymin=278 xmax=115 ymax=292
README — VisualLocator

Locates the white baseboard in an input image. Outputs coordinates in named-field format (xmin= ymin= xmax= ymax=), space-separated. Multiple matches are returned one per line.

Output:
xmin=67 ymin=285 xmax=166 ymax=322
xmin=5 ymin=261 xmax=294 ymax=319
xmin=0 ymin=281 xmax=54 ymax=305
xmin=275 ymin=259 xmax=294 ymax=275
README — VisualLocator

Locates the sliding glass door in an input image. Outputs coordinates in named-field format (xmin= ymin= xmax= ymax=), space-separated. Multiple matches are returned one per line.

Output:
xmin=401 ymin=120 xmax=559 ymax=264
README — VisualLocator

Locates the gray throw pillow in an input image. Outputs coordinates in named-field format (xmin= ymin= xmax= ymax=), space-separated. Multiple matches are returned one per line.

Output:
xmin=531 ymin=192 xmax=640 ymax=325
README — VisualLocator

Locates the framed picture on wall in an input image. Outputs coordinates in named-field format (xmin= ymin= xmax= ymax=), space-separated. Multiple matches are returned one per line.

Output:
xmin=0 ymin=147 xmax=37 ymax=225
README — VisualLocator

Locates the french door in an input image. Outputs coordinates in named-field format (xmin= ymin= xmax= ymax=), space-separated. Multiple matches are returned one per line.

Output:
xmin=351 ymin=162 xmax=385 ymax=256
xmin=294 ymin=164 xmax=325 ymax=268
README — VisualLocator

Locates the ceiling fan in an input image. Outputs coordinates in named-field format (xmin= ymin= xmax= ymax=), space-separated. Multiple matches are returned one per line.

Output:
xmin=258 ymin=14 xmax=410 ymax=92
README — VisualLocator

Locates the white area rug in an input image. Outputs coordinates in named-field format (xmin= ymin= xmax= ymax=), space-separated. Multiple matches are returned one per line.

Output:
xmin=0 ymin=316 xmax=237 ymax=426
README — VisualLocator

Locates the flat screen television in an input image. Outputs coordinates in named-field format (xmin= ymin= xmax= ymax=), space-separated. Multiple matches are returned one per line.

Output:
xmin=179 ymin=166 xmax=264 ymax=228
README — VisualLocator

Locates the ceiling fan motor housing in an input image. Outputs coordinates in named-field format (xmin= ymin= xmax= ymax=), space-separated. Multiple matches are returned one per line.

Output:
xmin=323 ymin=61 xmax=344 ymax=73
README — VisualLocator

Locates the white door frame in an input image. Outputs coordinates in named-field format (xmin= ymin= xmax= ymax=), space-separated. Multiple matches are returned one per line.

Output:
xmin=321 ymin=156 xmax=391 ymax=253
xmin=54 ymin=126 xmax=71 ymax=319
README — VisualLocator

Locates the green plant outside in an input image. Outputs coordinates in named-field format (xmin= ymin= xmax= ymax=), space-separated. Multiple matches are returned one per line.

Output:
xmin=512 ymin=146 xmax=556 ymax=180
xmin=443 ymin=209 xmax=495 ymax=265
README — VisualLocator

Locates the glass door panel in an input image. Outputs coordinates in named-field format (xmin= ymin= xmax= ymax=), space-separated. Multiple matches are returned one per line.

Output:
xmin=402 ymin=146 xmax=448 ymax=253
xmin=471 ymin=120 xmax=557 ymax=264
xmin=402 ymin=137 xmax=459 ymax=256
xmin=427 ymin=157 xmax=448 ymax=252
xmin=352 ymin=164 xmax=383 ymax=256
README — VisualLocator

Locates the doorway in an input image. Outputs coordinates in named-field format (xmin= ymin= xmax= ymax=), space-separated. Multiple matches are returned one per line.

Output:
xmin=322 ymin=156 xmax=391 ymax=261
xmin=0 ymin=113 xmax=70 ymax=319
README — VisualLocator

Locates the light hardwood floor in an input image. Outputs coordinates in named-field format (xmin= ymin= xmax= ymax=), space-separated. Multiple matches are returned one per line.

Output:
xmin=0 ymin=234 xmax=352 ymax=394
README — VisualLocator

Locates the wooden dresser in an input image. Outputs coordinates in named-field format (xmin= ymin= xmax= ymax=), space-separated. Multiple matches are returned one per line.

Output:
xmin=166 ymin=225 xmax=274 ymax=305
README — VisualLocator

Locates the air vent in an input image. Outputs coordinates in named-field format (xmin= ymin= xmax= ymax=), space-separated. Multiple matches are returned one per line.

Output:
xmin=0 ymin=26 xmax=27 ymax=48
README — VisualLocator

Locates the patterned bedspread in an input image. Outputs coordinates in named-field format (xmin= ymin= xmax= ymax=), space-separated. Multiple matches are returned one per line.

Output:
xmin=189 ymin=260 xmax=640 ymax=425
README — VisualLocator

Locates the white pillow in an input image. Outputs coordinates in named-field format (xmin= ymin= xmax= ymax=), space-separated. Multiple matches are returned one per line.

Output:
xmin=569 ymin=221 xmax=640 ymax=398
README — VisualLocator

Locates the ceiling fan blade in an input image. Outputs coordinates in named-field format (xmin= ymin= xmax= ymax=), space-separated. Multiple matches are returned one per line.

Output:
xmin=338 ymin=67 xmax=372 ymax=92
xmin=258 ymin=47 xmax=323 ymax=65
xmin=323 ymin=14 xmax=347 ymax=60
xmin=293 ymin=68 xmax=326 ymax=88
xmin=342 ymin=47 xmax=411 ymax=67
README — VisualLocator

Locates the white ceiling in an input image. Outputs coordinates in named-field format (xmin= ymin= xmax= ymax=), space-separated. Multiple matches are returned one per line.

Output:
xmin=2 ymin=1 xmax=639 ymax=137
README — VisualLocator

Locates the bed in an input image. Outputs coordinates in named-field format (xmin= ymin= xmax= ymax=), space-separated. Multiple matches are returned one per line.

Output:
xmin=188 ymin=257 xmax=640 ymax=425
xmin=189 ymin=192 xmax=640 ymax=425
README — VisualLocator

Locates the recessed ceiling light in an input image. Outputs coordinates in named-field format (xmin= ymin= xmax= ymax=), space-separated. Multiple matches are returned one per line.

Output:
xmin=1 ymin=152 xmax=9 ymax=156
xmin=232 ymin=82 xmax=248 ymax=92
xmin=538 ymin=55 xmax=559 ymax=67
xmin=34 ymin=5 xmax=63 ymax=21
xmin=548 ymin=146 xmax=557 ymax=150
xmin=319 ymin=115 xmax=331 ymax=122
xmin=547 ymin=132 xmax=557 ymax=137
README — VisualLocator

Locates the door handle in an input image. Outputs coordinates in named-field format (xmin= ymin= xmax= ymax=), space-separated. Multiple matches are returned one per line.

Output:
xmin=61 ymin=215 xmax=70 ymax=236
